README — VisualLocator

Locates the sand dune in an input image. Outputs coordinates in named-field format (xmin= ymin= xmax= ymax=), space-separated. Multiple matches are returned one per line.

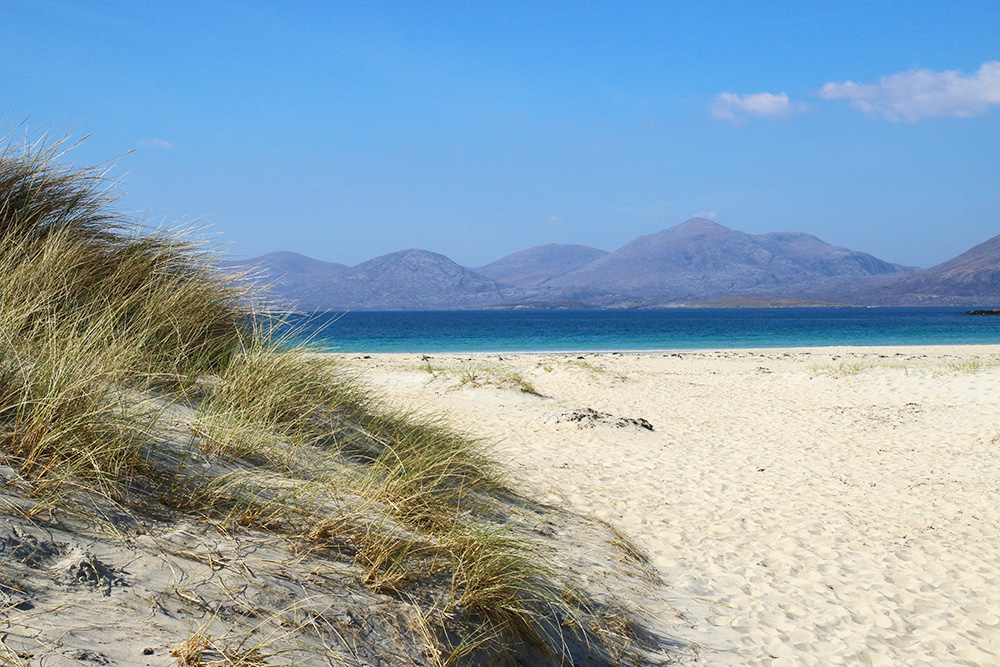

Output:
xmin=351 ymin=345 xmax=1000 ymax=666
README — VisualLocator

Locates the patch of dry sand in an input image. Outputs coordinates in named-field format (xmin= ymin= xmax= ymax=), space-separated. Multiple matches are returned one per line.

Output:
xmin=352 ymin=345 xmax=1000 ymax=666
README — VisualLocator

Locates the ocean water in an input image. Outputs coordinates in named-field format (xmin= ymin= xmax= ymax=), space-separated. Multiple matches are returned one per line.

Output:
xmin=274 ymin=307 xmax=1000 ymax=353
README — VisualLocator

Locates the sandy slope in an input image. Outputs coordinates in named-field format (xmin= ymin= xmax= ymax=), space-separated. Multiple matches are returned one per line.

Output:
xmin=351 ymin=345 xmax=1000 ymax=666
xmin=0 ymin=400 xmax=682 ymax=666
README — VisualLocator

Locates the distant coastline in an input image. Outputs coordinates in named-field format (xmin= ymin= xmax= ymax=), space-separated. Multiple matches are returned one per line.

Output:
xmin=483 ymin=297 xmax=854 ymax=310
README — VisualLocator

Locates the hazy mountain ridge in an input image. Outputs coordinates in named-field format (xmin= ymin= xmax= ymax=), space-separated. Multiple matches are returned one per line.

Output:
xmin=476 ymin=244 xmax=609 ymax=287
xmin=752 ymin=231 xmax=912 ymax=276
xmin=219 ymin=250 xmax=348 ymax=282
xmin=826 ymin=233 xmax=1000 ymax=306
xmin=283 ymin=249 xmax=508 ymax=310
xmin=542 ymin=218 xmax=910 ymax=301
xmin=219 ymin=251 xmax=351 ymax=309
xmin=223 ymin=219 xmax=999 ymax=309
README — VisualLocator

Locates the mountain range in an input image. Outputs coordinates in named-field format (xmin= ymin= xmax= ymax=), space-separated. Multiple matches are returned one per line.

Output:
xmin=222 ymin=218 xmax=1000 ymax=310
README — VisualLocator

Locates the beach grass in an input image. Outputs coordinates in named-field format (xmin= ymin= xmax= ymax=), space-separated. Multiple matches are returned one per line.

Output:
xmin=0 ymin=136 xmax=636 ymax=663
xmin=809 ymin=359 xmax=911 ymax=378
xmin=942 ymin=358 xmax=1000 ymax=374
xmin=418 ymin=360 xmax=541 ymax=395
xmin=810 ymin=356 xmax=1000 ymax=379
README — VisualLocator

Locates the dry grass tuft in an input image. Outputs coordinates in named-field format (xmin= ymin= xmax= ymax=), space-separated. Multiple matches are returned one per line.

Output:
xmin=171 ymin=630 xmax=270 ymax=667
xmin=419 ymin=361 xmax=542 ymax=396
xmin=172 ymin=631 xmax=212 ymax=665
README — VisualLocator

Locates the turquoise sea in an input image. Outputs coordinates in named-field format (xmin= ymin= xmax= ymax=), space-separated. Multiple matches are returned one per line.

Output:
xmin=277 ymin=307 xmax=1000 ymax=353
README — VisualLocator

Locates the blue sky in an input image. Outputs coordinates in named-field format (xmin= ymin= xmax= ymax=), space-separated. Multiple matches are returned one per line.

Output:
xmin=3 ymin=1 xmax=998 ymax=268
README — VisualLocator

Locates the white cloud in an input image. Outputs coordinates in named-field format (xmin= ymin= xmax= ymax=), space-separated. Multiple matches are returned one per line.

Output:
xmin=139 ymin=139 xmax=173 ymax=149
xmin=546 ymin=216 xmax=565 ymax=225
xmin=710 ymin=92 xmax=806 ymax=125
xmin=819 ymin=61 xmax=1000 ymax=121
xmin=691 ymin=210 xmax=719 ymax=220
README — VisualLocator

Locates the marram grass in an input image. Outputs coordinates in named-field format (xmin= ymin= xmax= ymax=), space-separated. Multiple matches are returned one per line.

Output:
xmin=0 ymin=137 xmax=633 ymax=664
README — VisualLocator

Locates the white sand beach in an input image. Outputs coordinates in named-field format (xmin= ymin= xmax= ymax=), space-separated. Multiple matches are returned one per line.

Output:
xmin=350 ymin=345 xmax=1000 ymax=666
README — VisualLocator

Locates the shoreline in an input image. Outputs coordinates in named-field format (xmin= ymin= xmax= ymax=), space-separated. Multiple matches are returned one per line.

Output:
xmin=345 ymin=345 xmax=1000 ymax=665
xmin=338 ymin=342 xmax=1000 ymax=356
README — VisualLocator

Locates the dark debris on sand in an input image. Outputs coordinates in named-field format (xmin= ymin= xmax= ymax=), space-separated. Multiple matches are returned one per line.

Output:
xmin=555 ymin=408 xmax=655 ymax=431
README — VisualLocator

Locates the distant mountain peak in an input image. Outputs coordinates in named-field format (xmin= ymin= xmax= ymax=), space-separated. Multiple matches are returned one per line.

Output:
xmin=219 ymin=250 xmax=348 ymax=275
xmin=364 ymin=248 xmax=452 ymax=265
xmin=652 ymin=218 xmax=733 ymax=241
xmin=676 ymin=217 xmax=727 ymax=229
xmin=545 ymin=218 xmax=910 ymax=299
xmin=307 ymin=248 xmax=500 ymax=309
xmin=388 ymin=248 xmax=439 ymax=258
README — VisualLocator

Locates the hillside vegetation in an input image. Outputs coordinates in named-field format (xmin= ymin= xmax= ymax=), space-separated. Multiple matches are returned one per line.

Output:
xmin=0 ymin=139 xmax=673 ymax=665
